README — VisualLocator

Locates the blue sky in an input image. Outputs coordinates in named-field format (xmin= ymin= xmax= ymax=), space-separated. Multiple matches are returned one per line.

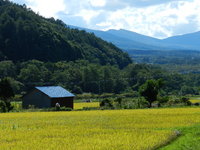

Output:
xmin=10 ymin=0 xmax=200 ymax=39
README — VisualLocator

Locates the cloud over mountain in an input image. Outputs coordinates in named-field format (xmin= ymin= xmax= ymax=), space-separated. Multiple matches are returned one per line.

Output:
xmin=11 ymin=0 xmax=200 ymax=38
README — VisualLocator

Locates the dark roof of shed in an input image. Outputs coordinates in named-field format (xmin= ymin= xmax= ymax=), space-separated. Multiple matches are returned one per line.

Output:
xmin=35 ymin=86 xmax=75 ymax=98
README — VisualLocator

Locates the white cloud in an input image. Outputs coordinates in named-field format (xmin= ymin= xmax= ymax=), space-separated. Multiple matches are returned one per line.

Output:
xmin=75 ymin=9 xmax=102 ymax=23
xmin=89 ymin=0 xmax=106 ymax=7
xmin=95 ymin=0 xmax=200 ymax=38
xmin=10 ymin=0 xmax=200 ymax=38
xmin=25 ymin=0 xmax=66 ymax=18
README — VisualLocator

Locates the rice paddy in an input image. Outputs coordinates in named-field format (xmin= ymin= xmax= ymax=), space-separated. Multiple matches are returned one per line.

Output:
xmin=1 ymin=107 xmax=200 ymax=149
xmin=190 ymin=98 xmax=200 ymax=104
xmin=74 ymin=102 xmax=100 ymax=109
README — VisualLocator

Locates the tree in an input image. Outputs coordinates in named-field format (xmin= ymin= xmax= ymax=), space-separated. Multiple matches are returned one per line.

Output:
xmin=0 ymin=61 xmax=16 ymax=78
xmin=139 ymin=79 xmax=164 ymax=108
xmin=100 ymin=99 xmax=113 ymax=108
xmin=0 ymin=77 xmax=14 ymax=112
xmin=102 ymin=66 xmax=114 ymax=93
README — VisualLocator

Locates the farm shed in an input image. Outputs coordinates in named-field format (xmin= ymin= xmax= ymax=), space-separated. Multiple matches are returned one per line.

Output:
xmin=23 ymin=86 xmax=75 ymax=109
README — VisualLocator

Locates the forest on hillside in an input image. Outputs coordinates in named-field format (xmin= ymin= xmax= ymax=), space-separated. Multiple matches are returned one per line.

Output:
xmin=0 ymin=0 xmax=131 ymax=68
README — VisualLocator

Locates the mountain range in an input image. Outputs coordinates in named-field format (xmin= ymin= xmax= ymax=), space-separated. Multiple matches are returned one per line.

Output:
xmin=69 ymin=25 xmax=200 ymax=52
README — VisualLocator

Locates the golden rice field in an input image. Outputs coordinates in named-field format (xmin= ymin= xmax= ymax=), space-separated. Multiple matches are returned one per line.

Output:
xmin=190 ymin=98 xmax=200 ymax=104
xmin=190 ymin=100 xmax=200 ymax=104
xmin=74 ymin=102 xmax=100 ymax=109
xmin=1 ymin=108 xmax=200 ymax=150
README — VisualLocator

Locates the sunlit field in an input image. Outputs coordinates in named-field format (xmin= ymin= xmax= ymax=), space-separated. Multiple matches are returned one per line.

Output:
xmin=190 ymin=97 xmax=200 ymax=104
xmin=74 ymin=102 xmax=99 ymax=109
xmin=190 ymin=99 xmax=200 ymax=104
xmin=1 ymin=108 xmax=200 ymax=150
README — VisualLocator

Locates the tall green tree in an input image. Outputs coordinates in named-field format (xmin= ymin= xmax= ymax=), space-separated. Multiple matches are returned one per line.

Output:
xmin=0 ymin=77 xmax=14 ymax=112
xmin=139 ymin=79 xmax=164 ymax=108
xmin=0 ymin=61 xmax=16 ymax=78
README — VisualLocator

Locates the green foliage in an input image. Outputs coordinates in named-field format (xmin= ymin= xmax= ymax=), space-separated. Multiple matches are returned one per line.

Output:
xmin=114 ymin=97 xmax=122 ymax=106
xmin=0 ymin=100 xmax=7 ymax=112
xmin=100 ymin=99 xmax=113 ymax=108
xmin=139 ymin=79 xmax=164 ymax=107
xmin=180 ymin=97 xmax=192 ymax=106
xmin=65 ymin=107 xmax=73 ymax=111
xmin=1 ymin=59 xmax=200 ymax=97
xmin=166 ymin=96 xmax=192 ymax=106
xmin=180 ymin=86 xmax=198 ymax=95
xmin=3 ymin=58 xmax=200 ymax=103
xmin=5 ymin=77 xmax=23 ymax=94
xmin=18 ymin=60 xmax=49 ymax=85
xmin=0 ymin=100 xmax=13 ymax=112
xmin=0 ymin=61 xmax=15 ymax=78
xmin=0 ymin=77 xmax=14 ymax=100
xmin=136 ymin=97 xmax=149 ymax=108
xmin=157 ymin=96 xmax=169 ymax=104
xmin=121 ymin=97 xmax=148 ymax=109
xmin=11 ymin=101 xmax=22 ymax=112
xmin=160 ymin=125 xmax=200 ymax=150
xmin=167 ymin=97 xmax=181 ymax=106
xmin=55 ymin=106 xmax=72 ymax=111
xmin=0 ymin=77 xmax=14 ymax=112
xmin=82 ymin=107 xmax=99 ymax=110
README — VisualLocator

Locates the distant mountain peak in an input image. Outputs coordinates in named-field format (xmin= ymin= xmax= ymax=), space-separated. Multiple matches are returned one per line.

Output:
xmin=69 ymin=25 xmax=200 ymax=52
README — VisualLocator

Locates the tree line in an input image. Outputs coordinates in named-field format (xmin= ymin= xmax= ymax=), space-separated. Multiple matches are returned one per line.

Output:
xmin=0 ymin=60 xmax=200 ymax=96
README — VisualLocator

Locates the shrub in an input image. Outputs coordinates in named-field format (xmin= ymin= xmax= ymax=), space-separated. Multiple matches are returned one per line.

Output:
xmin=82 ymin=107 xmax=99 ymax=110
xmin=167 ymin=97 xmax=181 ymax=106
xmin=76 ymin=93 xmax=97 ymax=99
xmin=55 ymin=106 xmax=72 ymax=111
xmin=0 ymin=100 xmax=7 ymax=112
xmin=181 ymin=97 xmax=191 ymax=106
xmin=181 ymin=97 xmax=189 ymax=103
xmin=0 ymin=100 xmax=14 ymax=112
xmin=100 ymin=93 xmax=115 ymax=99
xmin=136 ymin=97 xmax=149 ymax=108
xmin=120 ymin=92 xmax=138 ymax=98
xmin=100 ymin=98 xmax=113 ymax=108
xmin=114 ymin=97 xmax=122 ymax=106
xmin=11 ymin=102 xmax=22 ymax=112
xmin=158 ymin=96 xmax=169 ymax=104
xmin=167 ymin=96 xmax=192 ymax=106
xmin=185 ymin=100 xmax=192 ymax=106
xmin=12 ymin=95 xmax=22 ymax=102
xmin=65 ymin=107 xmax=72 ymax=111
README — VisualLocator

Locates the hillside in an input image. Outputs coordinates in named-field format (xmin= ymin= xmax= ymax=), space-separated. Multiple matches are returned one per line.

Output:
xmin=163 ymin=31 xmax=200 ymax=50
xmin=0 ymin=0 xmax=131 ymax=68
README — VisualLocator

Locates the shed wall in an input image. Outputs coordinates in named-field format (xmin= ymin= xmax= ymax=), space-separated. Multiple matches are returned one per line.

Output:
xmin=23 ymin=89 xmax=51 ymax=108
xmin=51 ymin=97 xmax=74 ymax=109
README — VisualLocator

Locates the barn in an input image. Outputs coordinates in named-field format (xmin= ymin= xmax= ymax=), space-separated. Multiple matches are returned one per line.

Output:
xmin=23 ymin=86 xmax=75 ymax=109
